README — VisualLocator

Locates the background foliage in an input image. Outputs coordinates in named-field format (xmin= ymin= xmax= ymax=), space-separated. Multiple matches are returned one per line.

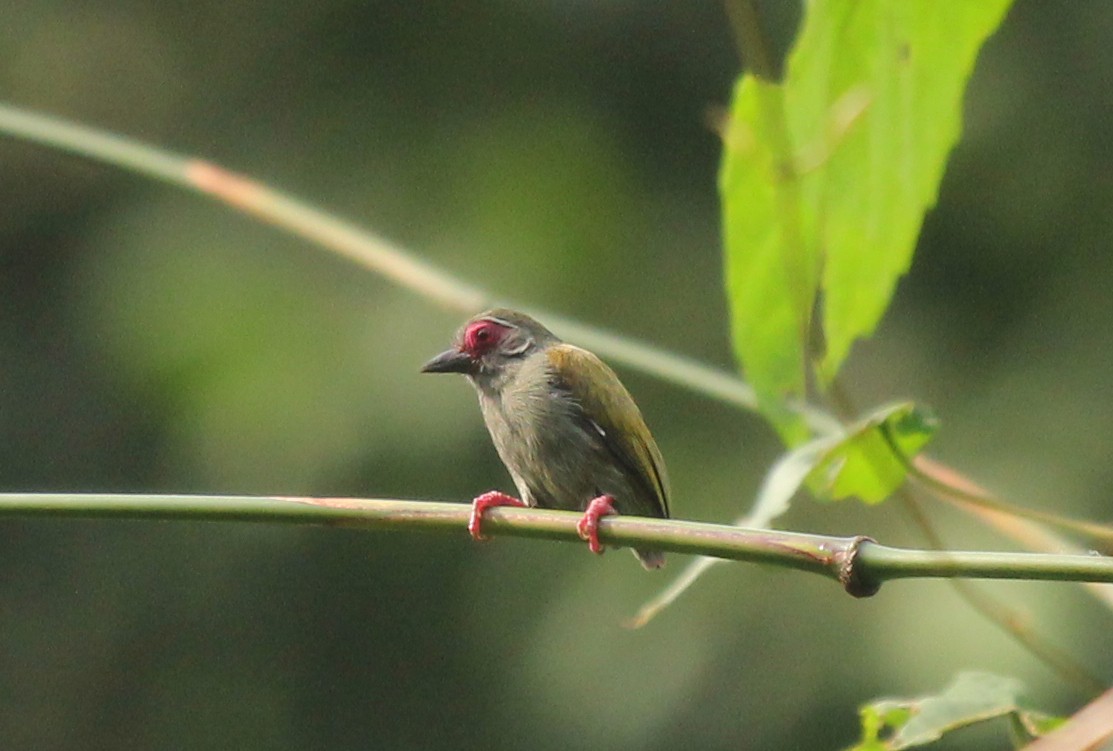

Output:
xmin=1 ymin=2 xmax=1112 ymax=749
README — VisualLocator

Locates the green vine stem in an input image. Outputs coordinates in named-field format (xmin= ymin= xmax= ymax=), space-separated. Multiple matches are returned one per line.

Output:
xmin=2 ymin=493 xmax=1111 ymax=596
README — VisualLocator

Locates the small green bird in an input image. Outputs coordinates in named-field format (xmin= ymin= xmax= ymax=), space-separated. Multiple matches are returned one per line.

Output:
xmin=421 ymin=308 xmax=670 ymax=569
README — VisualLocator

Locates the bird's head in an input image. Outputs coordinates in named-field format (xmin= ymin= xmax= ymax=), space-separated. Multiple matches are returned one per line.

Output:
xmin=420 ymin=309 xmax=558 ymax=386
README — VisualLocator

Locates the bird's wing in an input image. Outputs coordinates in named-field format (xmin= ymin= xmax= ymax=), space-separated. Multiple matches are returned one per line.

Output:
xmin=546 ymin=344 xmax=670 ymax=518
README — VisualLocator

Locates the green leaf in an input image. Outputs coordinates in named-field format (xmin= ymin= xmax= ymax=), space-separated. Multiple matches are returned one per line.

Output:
xmin=848 ymin=672 xmax=1057 ymax=751
xmin=739 ymin=402 xmax=937 ymax=510
xmin=721 ymin=0 xmax=1013 ymax=436
xmin=808 ymin=1 xmax=1013 ymax=382
xmin=720 ymin=75 xmax=817 ymax=445
xmin=807 ymin=402 xmax=937 ymax=504
xmin=856 ymin=701 xmax=913 ymax=749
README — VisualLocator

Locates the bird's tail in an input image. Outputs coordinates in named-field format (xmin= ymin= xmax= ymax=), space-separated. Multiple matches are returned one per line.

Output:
xmin=635 ymin=549 xmax=666 ymax=570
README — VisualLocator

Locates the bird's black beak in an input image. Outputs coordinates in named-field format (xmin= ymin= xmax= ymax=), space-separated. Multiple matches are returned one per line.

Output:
xmin=420 ymin=348 xmax=473 ymax=374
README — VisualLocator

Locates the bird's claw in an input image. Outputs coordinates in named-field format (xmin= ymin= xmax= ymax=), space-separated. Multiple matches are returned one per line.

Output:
xmin=577 ymin=495 xmax=617 ymax=555
xmin=468 ymin=491 xmax=525 ymax=541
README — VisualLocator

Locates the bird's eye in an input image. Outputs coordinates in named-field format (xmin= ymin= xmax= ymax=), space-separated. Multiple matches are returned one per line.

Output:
xmin=464 ymin=321 xmax=502 ymax=353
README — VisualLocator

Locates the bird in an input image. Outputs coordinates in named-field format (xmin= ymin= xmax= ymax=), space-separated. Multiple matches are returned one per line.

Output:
xmin=421 ymin=308 xmax=670 ymax=569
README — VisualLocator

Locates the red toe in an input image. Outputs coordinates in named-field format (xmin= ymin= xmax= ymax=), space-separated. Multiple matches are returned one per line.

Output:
xmin=469 ymin=491 xmax=525 ymax=541
xmin=576 ymin=495 xmax=617 ymax=555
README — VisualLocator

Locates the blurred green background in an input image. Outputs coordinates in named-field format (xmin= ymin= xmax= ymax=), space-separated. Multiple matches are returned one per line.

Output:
xmin=1 ymin=2 xmax=1111 ymax=748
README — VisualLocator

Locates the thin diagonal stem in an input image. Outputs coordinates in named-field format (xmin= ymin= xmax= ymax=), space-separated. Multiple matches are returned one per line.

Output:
xmin=0 ymin=102 xmax=841 ymax=435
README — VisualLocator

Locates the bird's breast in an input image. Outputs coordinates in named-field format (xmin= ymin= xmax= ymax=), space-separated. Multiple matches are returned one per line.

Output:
xmin=476 ymin=371 xmax=598 ymax=510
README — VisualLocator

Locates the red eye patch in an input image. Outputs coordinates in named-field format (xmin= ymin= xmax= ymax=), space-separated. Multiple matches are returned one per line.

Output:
xmin=463 ymin=320 xmax=507 ymax=354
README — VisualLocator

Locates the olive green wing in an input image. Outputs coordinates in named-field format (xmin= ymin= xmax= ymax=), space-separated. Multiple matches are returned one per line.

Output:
xmin=546 ymin=344 xmax=670 ymax=518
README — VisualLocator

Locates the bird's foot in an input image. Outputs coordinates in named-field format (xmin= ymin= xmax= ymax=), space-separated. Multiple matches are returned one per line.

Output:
xmin=576 ymin=495 xmax=617 ymax=555
xmin=468 ymin=491 xmax=526 ymax=541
